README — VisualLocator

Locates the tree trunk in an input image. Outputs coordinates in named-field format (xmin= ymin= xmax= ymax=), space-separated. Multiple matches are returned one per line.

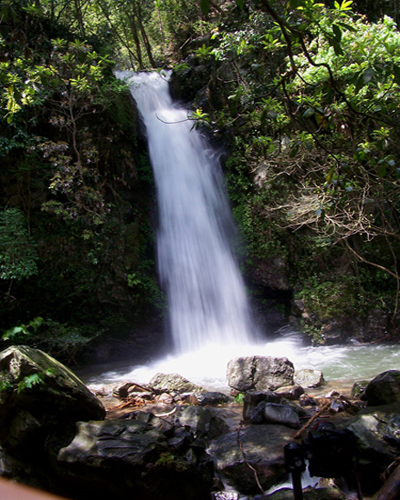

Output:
xmin=129 ymin=11 xmax=143 ymax=70
xmin=134 ymin=0 xmax=156 ymax=68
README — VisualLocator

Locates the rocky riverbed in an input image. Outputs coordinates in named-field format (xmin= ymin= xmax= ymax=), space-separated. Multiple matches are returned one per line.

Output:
xmin=1 ymin=345 xmax=400 ymax=500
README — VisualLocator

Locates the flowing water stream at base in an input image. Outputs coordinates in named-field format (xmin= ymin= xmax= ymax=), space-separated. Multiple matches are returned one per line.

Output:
xmin=78 ymin=334 xmax=400 ymax=392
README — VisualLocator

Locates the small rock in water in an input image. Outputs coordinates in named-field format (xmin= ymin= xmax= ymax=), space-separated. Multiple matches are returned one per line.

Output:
xmin=274 ymin=385 xmax=304 ymax=400
xmin=250 ymin=402 xmax=300 ymax=428
xmin=149 ymin=372 xmax=206 ymax=395
xmin=294 ymin=369 xmax=324 ymax=388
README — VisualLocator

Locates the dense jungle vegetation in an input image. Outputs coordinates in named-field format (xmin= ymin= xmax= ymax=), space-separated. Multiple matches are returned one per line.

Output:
xmin=1 ymin=0 xmax=400 ymax=361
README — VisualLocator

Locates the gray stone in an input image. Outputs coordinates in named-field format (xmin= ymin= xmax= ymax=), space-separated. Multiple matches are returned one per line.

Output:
xmin=365 ymin=370 xmax=400 ymax=406
xmin=148 ymin=372 xmax=206 ymax=394
xmin=345 ymin=402 xmax=400 ymax=492
xmin=178 ymin=406 xmax=229 ymax=441
xmin=57 ymin=415 xmax=214 ymax=500
xmin=250 ymin=402 xmax=300 ymax=428
xmin=243 ymin=390 xmax=280 ymax=420
xmin=294 ymin=369 xmax=324 ymax=388
xmin=207 ymin=424 xmax=296 ymax=495
xmin=274 ymin=385 xmax=304 ymax=400
xmin=197 ymin=391 xmax=233 ymax=406
xmin=226 ymin=356 xmax=294 ymax=392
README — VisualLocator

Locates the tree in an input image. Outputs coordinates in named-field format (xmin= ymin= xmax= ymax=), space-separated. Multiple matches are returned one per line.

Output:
xmin=193 ymin=0 xmax=400 ymax=336
xmin=0 ymin=209 xmax=38 ymax=299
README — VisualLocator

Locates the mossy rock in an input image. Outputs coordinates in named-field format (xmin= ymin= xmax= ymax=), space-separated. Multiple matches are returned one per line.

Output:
xmin=0 ymin=345 xmax=105 ymax=454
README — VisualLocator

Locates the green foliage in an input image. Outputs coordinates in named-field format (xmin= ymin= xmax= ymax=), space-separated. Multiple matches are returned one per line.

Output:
xmin=17 ymin=373 xmax=45 ymax=393
xmin=0 ymin=209 xmax=38 ymax=282
xmin=3 ymin=316 xmax=44 ymax=342
xmin=188 ymin=108 xmax=211 ymax=129
xmin=0 ymin=380 xmax=13 ymax=392
xmin=234 ymin=392 xmax=245 ymax=404
xmin=298 ymin=276 xmax=360 ymax=321
xmin=127 ymin=260 xmax=165 ymax=312
xmin=2 ymin=317 xmax=102 ymax=364
xmin=183 ymin=0 xmax=400 ymax=330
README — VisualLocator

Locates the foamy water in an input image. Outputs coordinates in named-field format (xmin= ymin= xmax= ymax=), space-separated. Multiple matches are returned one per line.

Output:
xmin=81 ymin=334 xmax=400 ymax=391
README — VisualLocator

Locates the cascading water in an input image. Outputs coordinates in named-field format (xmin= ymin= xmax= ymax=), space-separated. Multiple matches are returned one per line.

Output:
xmin=82 ymin=70 xmax=400 ymax=392
xmin=116 ymin=70 xmax=256 ymax=353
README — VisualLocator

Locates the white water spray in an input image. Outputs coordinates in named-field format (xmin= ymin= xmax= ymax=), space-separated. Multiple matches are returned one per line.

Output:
xmin=117 ymin=70 xmax=256 ymax=354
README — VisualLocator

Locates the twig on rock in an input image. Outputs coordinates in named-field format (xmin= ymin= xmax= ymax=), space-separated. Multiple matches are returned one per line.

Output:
xmin=293 ymin=400 xmax=331 ymax=439
xmin=236 ymin=422 xmax=265 ymax=494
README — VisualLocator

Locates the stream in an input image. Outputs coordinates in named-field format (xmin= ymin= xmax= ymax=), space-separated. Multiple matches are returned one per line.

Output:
xmin=77 ymin=333 xmax=400 ymax=392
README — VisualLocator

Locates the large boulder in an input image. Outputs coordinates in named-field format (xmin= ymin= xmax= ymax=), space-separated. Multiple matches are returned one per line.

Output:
xmin=364 ymin=370 xmax=400 ymax=406
xmin=0 ymin=345 xmax=105 ymax=454
xmin=226 ymin=356 xmax=294 ymax=392
xmin=207 ymin=424 xmax=296 ymax=495
xmin=56 ymin=412 xmax=214 ymax=500
xmin=345 ymin=402 xmax=400 ymax=493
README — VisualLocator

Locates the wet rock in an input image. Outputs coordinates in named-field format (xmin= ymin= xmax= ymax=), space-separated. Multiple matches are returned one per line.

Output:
xmin=249 ymin=402 xmax=300 ymax=428
xmin=197 ymin=391 xmax=233 ymax=406
xmin=178 ymin=406 xmax=229 ymax=441
xmin=0 ymin=345 xmax=105 ymax=454
xmin=56 ymin=415 xmax=214 ymax=500
xmin=294 ymin=369 xmax=324 ymax=388
xmin=351 ymin=380 xmax=369 ymax=399
xmin=274 ymin=385 xmax=305 ymax=400
xmin=365 ymin=370 xmax=400 ymax=406
xmin=243 ymin=390 xmax=280 ymax=420
xmin=345 ymin=402 xmax=400 ymax=493
xmin=112 ymin=380 xmax=149 ymax=398
xmin=207 ymin=424 xmax=296 ymax=495
xmin=149 ymin=372 xmax=206 ymax=395
xmin=226 ymin=356 xmax=294 ymax=393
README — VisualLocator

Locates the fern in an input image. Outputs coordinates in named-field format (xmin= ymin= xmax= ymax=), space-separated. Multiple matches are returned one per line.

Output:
xmin=17 ymin=373 xmax=45 ymax=393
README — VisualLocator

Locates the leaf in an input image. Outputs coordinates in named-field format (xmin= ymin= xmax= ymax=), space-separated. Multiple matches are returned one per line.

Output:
xmin=337 ymin=22 xmax=357 ymax=32
xmin=326 ymin=35 xmax=344 ymax=56
xmin=2 ymin=325 xmax=28 ymax=340
xmin=236 ymin=0 xmax=244 ymax=8
xmin=332 ymin=24 xmax=342 ymax=42
xmin=337 ymin=0 xmax=353 ymax=10
xmin=17 ymin=373 xmax=45 ymax=393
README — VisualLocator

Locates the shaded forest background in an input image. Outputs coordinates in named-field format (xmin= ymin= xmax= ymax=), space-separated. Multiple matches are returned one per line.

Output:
xmin=1 ymin=0 xmax=400 ymax=363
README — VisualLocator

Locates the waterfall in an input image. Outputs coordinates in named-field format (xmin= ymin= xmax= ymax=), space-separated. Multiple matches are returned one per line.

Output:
xmin=116 ymin=70 xmax=257 ymax=353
